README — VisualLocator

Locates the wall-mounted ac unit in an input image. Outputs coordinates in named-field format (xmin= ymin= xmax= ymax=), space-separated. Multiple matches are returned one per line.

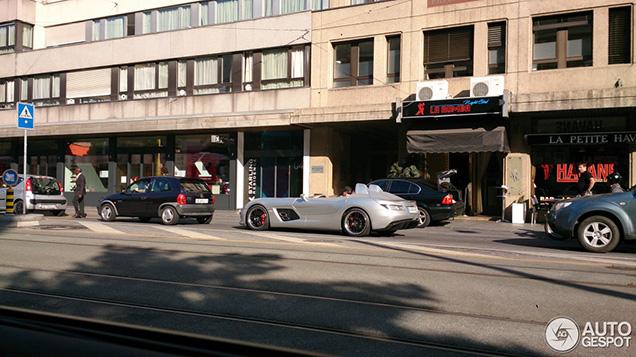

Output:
xmin=470 ymin=75 xmax=504 ymax=97
xmin=416 ymin=80 xmax=448 ymax=101
xmin=66 ymin=99 xmax=75 ymax=105
xmin=120 ymin=94 xmax=128 ymax=100
xmin=178 ymin=89 xmax=186 ymax=96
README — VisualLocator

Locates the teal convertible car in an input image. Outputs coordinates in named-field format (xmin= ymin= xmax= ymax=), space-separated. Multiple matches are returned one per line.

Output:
xmin=545 ymin=189 xmax=636 ymax=252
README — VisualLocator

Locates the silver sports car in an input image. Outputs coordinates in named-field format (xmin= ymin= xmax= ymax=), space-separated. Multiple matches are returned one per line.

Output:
xmin=239 ymin=183 xmax=419 ymax=236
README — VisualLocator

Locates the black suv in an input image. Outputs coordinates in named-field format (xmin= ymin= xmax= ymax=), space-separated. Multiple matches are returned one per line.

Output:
xmin=370 ymin=178 xmax=464 ymax=227
xmin=97 ymin=176 xmax=215 ymax=225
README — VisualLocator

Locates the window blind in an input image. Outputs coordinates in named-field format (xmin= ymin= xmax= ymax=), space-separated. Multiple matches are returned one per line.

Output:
xmin=67 ymin=69 xmax=111 ymax=98
xmin=609 ymin=7 xmax=631 ymax=65
xmin=425 ymin=26 xmax=473 ymax=64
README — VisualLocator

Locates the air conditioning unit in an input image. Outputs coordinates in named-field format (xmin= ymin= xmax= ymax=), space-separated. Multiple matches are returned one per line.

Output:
xmin=416 ymin=80 xmax=448 ymax=101
xmin=66 ymin=99 xmax=75 ymax=105
xmin=470 ymin=75 xmax=504 ymax=97
xmin=177 ymin=89 xmax=186 ymax=96
xmin=120 ymin=94 xmax=128 ymax=100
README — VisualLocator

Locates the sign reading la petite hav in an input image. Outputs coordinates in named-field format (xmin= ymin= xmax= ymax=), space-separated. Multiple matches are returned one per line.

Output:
xmin=527 ymin=132 xmax=636 ymax=145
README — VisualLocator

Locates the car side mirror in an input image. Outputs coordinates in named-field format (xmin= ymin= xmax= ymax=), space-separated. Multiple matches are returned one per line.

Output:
xmin=300 ymin=194 xmax=308 ymax=202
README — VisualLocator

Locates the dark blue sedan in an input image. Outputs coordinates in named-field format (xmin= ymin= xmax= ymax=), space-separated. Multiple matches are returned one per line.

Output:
xmin=545 ymin=189 xmax=636 ymax=252
xmin=97 ymin=176 xmax=215 ymax=225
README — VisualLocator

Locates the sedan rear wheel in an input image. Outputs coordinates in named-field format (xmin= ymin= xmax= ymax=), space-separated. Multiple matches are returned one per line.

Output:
xmin=416 ymin=207 xmax=431 ymax=228
xmin=577 ymin=216 xmax=620 ymax=253
xmin=246 ymin=205 xmax=269 ymax=230
xmin=342 ymin=208 xmax=371 ymax=237
xmin=160 ymin=206 xmax=179 ymax=225
xmin=99 ymin=203 xmax=116 ymax=222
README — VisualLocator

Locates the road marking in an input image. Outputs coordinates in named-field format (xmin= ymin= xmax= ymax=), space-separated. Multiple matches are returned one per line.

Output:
xmin=77 ymin=221 xmax=124 ymax=234
xmin=155 ymin=226 xmax=226 ymax=240
xmin=240 ymin=230 xmax=341 ymax=247
xmin=382 ymin=242 xmax=497 ymax=259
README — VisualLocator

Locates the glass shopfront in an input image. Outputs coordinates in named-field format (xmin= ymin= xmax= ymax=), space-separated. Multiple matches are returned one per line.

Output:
xmin=116 ymin=136 xmax=168 ymax=191
xmin=65 ymin=138 xmax=109 ymax=193
xmin=175 ymin=133 xmax=235 ymax=209
xmin=529 ymin=117 xmax=632 ymax=197
xmin=244 ymin=131 xmax=303 ymax=201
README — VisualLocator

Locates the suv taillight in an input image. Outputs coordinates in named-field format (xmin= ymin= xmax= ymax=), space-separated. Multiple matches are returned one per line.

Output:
xmin=58 ymin=181 xmax=63 ymax=193
xmin=441 ymin=194 xmax=454 ymax=205
xmin=25 ymin=178 xmax=32 ymax=192
xmin=177 ymin=193 xmax=187 ymax=205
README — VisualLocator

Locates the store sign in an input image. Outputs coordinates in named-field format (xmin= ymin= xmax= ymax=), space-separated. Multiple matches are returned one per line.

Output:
xmin=402 ymin=97 xmax=503 ymax=119
xmin=527 ymin=132 xmax=636 ymax=145
xmin=553 ymin=163 xmax=615 ymax=183
xmin=247 ymin=158 xmax=257 ymax=201
xmin=535 ymin=117 xmax=625 ymax=134
xmin=428 ymin=0 xmax=478 ymax=7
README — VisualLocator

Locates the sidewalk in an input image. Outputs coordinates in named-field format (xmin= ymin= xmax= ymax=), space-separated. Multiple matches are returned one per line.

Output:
xmin=69 ymin=207 xmax=542 ymax=234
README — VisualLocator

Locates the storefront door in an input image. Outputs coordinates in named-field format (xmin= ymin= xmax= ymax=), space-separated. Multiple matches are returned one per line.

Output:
xmin=247 ymin=156 xmax=302 ymax=199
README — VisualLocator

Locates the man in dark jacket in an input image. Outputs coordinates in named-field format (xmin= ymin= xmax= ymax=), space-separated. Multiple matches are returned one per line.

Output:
xmin=577 ymin=162 xmax=595 ymax=197
xmin=72 ymin=166 xmax=86 ymax=218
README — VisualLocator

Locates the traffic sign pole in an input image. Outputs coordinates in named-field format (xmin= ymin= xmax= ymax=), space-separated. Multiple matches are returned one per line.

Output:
xmin=23 ymin=129 xmax=27 ymax=214
xmin=17 ymin=103 xmax=34 ymax=215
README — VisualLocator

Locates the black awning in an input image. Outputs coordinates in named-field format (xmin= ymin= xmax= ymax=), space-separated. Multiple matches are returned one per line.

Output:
xmin=407 ymin=126 xmax=510 ymax=153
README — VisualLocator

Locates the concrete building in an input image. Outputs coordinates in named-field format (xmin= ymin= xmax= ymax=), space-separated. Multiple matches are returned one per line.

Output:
xmin=1 ymin=0 xmax=635 ymax=219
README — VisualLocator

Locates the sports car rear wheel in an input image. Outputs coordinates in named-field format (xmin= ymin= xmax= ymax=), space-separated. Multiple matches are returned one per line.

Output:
xmin=342 ymin=208 xmax=371 ymax=237
xmin=246 ymin=205 xmax=269 ymax=230
xmin=577 ymin=216 xmax=620 ymax=253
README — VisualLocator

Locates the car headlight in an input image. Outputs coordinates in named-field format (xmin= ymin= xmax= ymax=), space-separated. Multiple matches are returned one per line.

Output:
xmin=552 ymin=202 xmax=571 ymax=211
xmin=381 ymin=204 xmax=406 ymax=211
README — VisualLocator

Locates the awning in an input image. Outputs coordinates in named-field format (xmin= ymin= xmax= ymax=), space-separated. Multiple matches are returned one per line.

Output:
xmin=407 ymin=126 xmax=510 ymax=153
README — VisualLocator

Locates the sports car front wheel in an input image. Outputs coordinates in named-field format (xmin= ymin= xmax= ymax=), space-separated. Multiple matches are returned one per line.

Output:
xmin=342 ymin=208 xmax=371 ymax=237
xmin=246 ymin=205 xmax=269 ymax=230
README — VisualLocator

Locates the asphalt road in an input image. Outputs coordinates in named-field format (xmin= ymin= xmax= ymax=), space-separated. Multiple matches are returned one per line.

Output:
xmin=1 ymin=210 xmax=635 ymax=356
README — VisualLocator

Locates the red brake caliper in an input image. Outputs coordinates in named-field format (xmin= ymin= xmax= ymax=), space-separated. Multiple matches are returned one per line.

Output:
xmin=261 ymin=213 xmax=266 ymax=225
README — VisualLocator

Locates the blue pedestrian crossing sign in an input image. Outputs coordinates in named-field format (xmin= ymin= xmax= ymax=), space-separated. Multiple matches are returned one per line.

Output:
xmin=17 ymin=102 xmax=34 ymax=130
xmin=2 ymin=169 xmax=19 ymax=187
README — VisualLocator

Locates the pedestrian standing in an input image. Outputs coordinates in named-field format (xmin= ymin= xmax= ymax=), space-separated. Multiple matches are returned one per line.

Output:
xmin=577 ymin=162 xmax=595 ymax=197
xmin=73 ymin=166 xmax=86 ymax=218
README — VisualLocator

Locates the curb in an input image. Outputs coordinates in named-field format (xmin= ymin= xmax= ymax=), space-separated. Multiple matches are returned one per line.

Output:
xmin=0 ymin=213 xmax=44 ymax=228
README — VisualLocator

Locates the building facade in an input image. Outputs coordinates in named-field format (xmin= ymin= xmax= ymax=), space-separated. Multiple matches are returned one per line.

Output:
xmin=1 ymin=0 xmax=635 ymax=219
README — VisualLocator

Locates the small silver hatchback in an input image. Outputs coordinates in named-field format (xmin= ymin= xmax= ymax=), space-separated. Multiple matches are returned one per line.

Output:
xmin=0 ymin=174 xmax=67 ymax=216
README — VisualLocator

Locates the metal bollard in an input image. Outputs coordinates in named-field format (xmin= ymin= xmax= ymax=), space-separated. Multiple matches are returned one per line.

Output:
xmin=6 ymin=188 xmax=14 ymax=214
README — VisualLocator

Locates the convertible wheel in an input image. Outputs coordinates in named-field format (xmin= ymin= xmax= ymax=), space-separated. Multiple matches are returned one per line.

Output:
xmin=342 ymin=208 xmax=371 ymax=237
xmin=577 ymin=216 xmax=620 ymax=253
xmin=246 ymin=205 xmax=269 ymax=230
xmin=99 ymin=203 xmax=116 ymax=222
xmin=160 ymin=206 xmax=179 ymax=225
xmin=544 ymin=222 xmax=566 ymax=240
xmin=197 ymin=215 xmax=213 ymax=224
xmin=416 ymin=207 xmax=431 ymax=228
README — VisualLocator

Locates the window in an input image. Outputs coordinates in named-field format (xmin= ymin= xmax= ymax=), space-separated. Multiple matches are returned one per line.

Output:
xmin=424 ymin=26 xmax=473 ymax=79
xmin=0 ymin=23 xmax=16 ymax=53
xmin=609 ymin=7 xmax=631 ymax=65
xmin=157 ymin=5 xmax=191 ymax=32
xmin=133 ymin=63 xmax=169 ymax=99
xmin=243 ymin=0 xmax=254 ymax=20
xmin=0 ymin=79 xmax=15 ymax=109
xmin=22 ymin=24 xmax=33 ymax=49
xmin=194 ymin=55 xmax=232 ymax=94
xmin=67 ymin=69 xmax=112 ymax=104
xmin=387 ymin=36 xmax=400 ymax=83
xmin=533 ymin=12 xmax=593 ymax=70
xmin=216 ymin=0 xmax=239 ymax=24
xmin=33 ymin=74 xmax=61 ymax=106
xmin=488 ymin=22 xmax=506 ymax=74
xmin=262 ymin=47 xmax=305 ymax=90
xmin=333 ymin=39 xmax=374 ymax=87
xmin=281 ymin=0 xmax=306 ymax=15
